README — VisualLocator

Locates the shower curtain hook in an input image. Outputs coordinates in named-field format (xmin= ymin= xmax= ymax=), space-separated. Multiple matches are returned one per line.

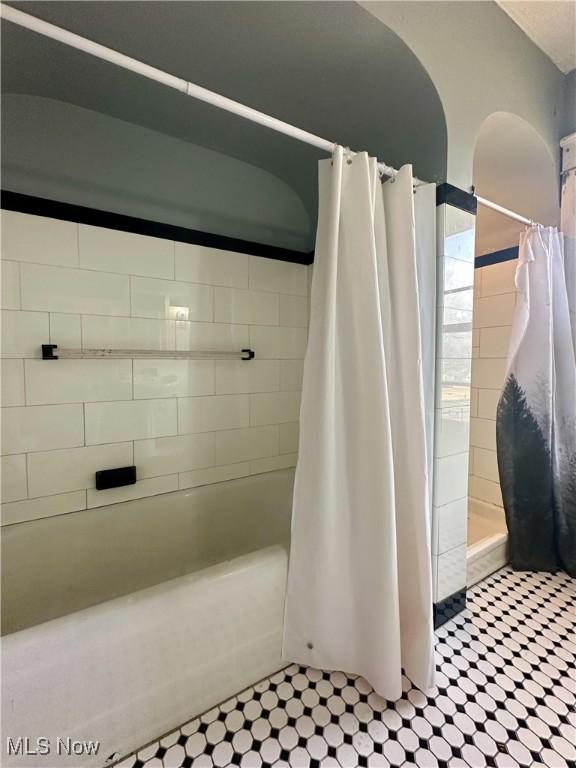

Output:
xmin=330 ymin=143 xmax=342 ymax=166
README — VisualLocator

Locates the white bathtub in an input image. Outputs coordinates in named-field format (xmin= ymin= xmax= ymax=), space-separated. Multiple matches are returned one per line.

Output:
xmin=467 ymin=497 xmax=508 ymax=586
xmin=2 ymin=546 xmax=288 ymax=767
xmin=1 ymin=470 xmax=294 ymax=767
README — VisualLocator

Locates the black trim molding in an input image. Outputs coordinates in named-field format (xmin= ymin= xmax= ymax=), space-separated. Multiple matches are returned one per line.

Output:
xmin=1 ymin=190 xmax=314 ymax=266
xmin=433 ymin=588 xmax=467 ymax=628
xmin=475 ymin=246 xmax=519 ymax=269
xmin=436 ymin=183 xmax=477 ymax=215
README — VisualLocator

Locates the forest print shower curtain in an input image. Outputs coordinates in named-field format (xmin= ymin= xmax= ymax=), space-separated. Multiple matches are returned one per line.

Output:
xmin=496 ymin=225 xmax=576 ymax=577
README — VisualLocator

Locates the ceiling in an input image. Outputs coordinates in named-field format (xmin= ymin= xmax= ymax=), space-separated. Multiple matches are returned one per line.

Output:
xmin=497 ymin=1 xmax=576 ymax=74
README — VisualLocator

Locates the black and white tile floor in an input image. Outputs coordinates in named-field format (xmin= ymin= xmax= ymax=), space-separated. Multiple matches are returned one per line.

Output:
xmin=119 ymin=567 xmax=575 ymax=768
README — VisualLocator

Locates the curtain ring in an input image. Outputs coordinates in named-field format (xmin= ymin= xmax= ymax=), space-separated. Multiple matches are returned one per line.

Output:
xmin=330 ymin=143 xmax=339 ymax=166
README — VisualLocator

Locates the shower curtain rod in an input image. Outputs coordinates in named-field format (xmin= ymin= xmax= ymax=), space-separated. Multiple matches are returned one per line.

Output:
xmin=0 ymin=5 xmax=541 ymax=228
xmin=475 ymin=196 xmax=533 ymax=226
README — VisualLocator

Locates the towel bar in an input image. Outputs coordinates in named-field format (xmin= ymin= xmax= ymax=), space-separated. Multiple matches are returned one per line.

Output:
xmin=41 ymin=344 xmax=255 ymax=361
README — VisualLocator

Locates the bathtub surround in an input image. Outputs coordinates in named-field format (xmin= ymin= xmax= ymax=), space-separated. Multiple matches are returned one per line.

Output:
xmin=497 ymin=226 xmax=576 ymax=576
xmin=432 ymin=184 xmax=476 ymax=624
xmin=284 ymin=150 xmax=436 ymax=700
xmin=0 ymin=209 xmax=308 ymax=526
xmin=1 ymin=191 xmax=475 ymax=627
xmin=2 ymin=470 xmax=293 ymax=634
xmin=469 ymin=258 xmax=516 ymax=511
xmin=469 ymin=252 xmax=517 ymax=512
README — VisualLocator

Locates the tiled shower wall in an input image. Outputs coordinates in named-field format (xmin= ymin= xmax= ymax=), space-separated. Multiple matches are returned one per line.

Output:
xmin=432 ymin=203 xmax=475 ymax=605
xmin=469 ymin=258 xmax=516 ymax=508
xmin=0 ymin=211 xmax=308 ymax=526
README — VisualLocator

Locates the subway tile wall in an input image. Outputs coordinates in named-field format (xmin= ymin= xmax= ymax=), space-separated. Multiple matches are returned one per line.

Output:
xmin=432 ymin=204 xmax=475 ymax=604
xmin=0 ymin=211 xmax=309 ymax=526
xmin=469 ymin=259 xmax=516 ymax=509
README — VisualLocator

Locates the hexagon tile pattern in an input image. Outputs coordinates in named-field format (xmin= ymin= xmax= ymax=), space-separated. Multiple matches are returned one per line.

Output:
xmin=117 ymin=567 xmax=575 ymax=768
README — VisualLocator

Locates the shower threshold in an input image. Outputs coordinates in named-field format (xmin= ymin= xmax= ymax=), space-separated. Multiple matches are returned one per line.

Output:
xmin=467 ymin=498 xmax=508 ymax=586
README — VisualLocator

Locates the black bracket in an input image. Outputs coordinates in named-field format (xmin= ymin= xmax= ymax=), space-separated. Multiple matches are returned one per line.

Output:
xmin=42 ymin=344 xmax=58 ymax=360
xmin=241 ymin=348 xmax=256 ymax=360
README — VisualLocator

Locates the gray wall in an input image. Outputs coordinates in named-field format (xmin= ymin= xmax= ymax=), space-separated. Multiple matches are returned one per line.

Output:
xmin=362 ymin=1 xmax=567 ymax=188
xmin=2 ymin=1 xmax=448 ymax=248
xmin=2 ymin=2 xmax=570 ymax=237
xmin=473 ymin=112 xmax=560 ymax=255
xmin=2 ymin=95 xmax=313 ymax=251
xmin=562 ymin=69 xmax=576 ymax=138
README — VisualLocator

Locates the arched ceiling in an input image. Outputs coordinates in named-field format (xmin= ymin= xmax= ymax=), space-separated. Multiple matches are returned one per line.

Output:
xmin=474 ymin=111 xmax=560 ymax=256
xmin=1 ymin=1 xmax=447 ymax=244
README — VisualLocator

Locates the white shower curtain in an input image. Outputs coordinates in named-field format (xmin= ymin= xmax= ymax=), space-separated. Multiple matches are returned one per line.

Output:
xmin=283 ymin=147 xmax=435 ymax=700
xmin=561 ymin=168 xmax=575 ymax=353
xmin=496 ymin=225 xmax=576 ymax=576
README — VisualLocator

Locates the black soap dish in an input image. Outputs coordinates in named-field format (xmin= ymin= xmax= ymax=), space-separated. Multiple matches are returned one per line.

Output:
xmin=95 ymin=466 xmax=137 ymax=491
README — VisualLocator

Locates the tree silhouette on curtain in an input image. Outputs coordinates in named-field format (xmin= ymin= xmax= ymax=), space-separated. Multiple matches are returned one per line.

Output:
xmin=497 ymin=374 xmax=556 ymax=572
